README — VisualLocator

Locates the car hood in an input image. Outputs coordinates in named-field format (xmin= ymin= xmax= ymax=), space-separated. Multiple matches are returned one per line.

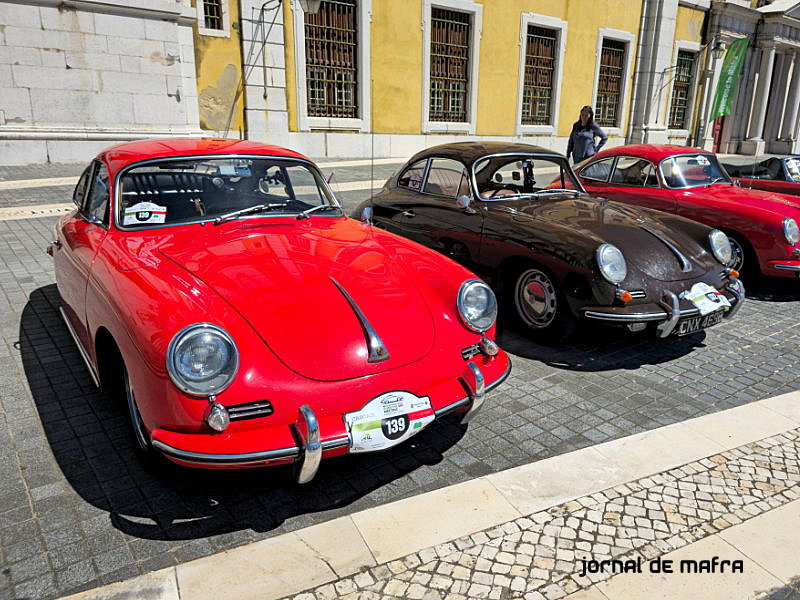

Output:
xmin=158 ymin=219 xmax=436 ymax=381
xmin=694 ymin=184 xmax=800 ymax=212
xmin=488 ymin=194 xmax=714 ymax=282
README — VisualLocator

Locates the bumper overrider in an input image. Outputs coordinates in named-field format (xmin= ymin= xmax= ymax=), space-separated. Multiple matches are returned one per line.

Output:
xmin=150 ymin=358 xmax=511 ymax=482
xmin=582 ymin=277 xmax=745 ymax=338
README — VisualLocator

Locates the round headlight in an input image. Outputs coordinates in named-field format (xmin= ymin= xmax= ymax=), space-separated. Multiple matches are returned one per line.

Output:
xmin=457 ymin=279 xmax=498 ymax=333
xmin=166 ymin=323 xmax=238 ymax=396
xmin=596 ymin=244 xmax=627 ymax=285
xmin=708 ymin=229 xmax=733 ymax=265
xmin=783 ymin=218 xmax=799 ymax=245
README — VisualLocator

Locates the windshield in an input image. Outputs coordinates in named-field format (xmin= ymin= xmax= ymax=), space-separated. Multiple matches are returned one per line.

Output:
xmin=472 ymin=155 xmax=584 ymax=199
xmin=659 ymin=154 xmax=731 ymax=189
xmin=116 ymin=157 xmax=338 ymax=229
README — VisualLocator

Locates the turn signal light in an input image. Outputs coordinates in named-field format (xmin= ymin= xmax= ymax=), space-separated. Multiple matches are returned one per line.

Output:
xmin=729 ymin=269 xmax=740 ymax=278
xmin=619 ymin=291 xmax=633 ymax=303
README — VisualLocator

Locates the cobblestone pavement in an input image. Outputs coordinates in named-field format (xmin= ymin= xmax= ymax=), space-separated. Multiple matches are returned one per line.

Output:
xmin=1 ymin=161 xmax=800 ymax=599
xmin=283 ymin=428 xmax=800 ymax=600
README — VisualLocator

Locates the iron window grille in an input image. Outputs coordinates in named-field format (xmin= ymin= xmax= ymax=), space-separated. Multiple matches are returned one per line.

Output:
xmin=668 ymin=51 xmax=696 ymax=129
xmin=521 ymin=26 xmax=557 ymax=125
xmin=597 ymin=39 xmax=626 ymax=127
xmin=305 ymin=0 xmax=358 ymax=118
xmin=202 ymin=0 xmax=224 ymax=30
xmin=430 ymin=8 xmax=470 ymax=123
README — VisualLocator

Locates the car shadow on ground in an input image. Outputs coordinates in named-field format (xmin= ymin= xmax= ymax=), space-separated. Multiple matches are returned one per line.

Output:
xmin=20 ymin=285 xmax=467 ymax=542
xmin=496 ymin=319 xmax=707 ymax=372
xmin=742 ymin=276 xmax=800 ymax=302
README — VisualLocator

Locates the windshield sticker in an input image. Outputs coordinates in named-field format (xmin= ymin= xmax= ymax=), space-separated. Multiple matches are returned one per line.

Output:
xmin=695 ymin=155 xmax=710 ymax=166
xmin=123 ymin=202 xmax=167 ymax=225
xmin=409 ymin=177 xmax=422 ymax=191
xmin=680 ymin=282 xmax=731 ymax=316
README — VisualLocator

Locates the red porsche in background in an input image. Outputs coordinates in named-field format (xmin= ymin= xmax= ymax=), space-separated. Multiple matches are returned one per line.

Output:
xmin=575 ymin=145 xmax=800 ymax=279
xmin=48 ymin=138 xmax=509 ymax=481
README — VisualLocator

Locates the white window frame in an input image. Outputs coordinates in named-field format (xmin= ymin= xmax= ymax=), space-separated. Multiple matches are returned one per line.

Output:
xmin=422 ymin=0 xmax=482 ymax=134
xmin=196 ymin=0 xmax=230 ymax=38
xmin=666 ymin=40 xmax=701 ymax=135
xmin=591 ymin=28 xmax=636 ymax=136
xmin=292 ymin=0 xmax=372 ymax=132
xmin=516 ymin=13 xmax=567 ymax=136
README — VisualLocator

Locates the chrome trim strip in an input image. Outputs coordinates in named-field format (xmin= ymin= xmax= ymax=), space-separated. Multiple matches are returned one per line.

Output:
xmin=295 ymin=405 xmax=322 ymax=484
xmin=584 ymin=311 xmax=667 ymax=322
xmin=773 ymin=263 xmax=800 ymax=271
xmin=59 ymin=306 xmax=100 ymax=388
xmin=151 ymin=435 xmax=351 ymax=466
xmin=656 ymin=290 xmax=681 ymax=338
xmin=330 ymin=277 xmax=390 ymax=363
xmin=152 ymin=440 xmax=300 ymax=465
xmin=642 ymin=227 xmax=692 ymax=272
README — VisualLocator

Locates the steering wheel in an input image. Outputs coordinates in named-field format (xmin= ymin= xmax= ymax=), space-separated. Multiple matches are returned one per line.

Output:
xmin=487 ymin=183 xmax=521 ymax=198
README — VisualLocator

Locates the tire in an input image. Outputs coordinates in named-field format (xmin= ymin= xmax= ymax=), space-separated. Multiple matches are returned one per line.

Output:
xmin=121 ymin=362 xmax=163 ymax=466
xmin=726 ymin=233 xmax=757 ymax=281
xmin=506 ymin=265 xmax=576 ymax=344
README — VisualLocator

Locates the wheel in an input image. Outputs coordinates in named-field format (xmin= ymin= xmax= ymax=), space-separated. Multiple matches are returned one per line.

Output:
xmin=507 ymin=266 xmax=576 ymax=343
xmin=121 ymin=363 xmax=163 ymax=466
xmin=726 ymin=233 xmax=757 ymax=281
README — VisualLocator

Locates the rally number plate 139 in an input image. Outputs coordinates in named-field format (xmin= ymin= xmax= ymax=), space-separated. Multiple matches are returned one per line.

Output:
xmin=344 ymin=391 xmax=435 ymax=453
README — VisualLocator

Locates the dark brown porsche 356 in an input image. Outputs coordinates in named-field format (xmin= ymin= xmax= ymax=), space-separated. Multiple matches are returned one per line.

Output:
xmin=356 ymin=142 xmax=744 ymax=343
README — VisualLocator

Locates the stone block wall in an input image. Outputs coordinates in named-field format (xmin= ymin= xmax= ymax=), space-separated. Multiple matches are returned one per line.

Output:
xmin=0 ymin=0 xmax=201 ymax=165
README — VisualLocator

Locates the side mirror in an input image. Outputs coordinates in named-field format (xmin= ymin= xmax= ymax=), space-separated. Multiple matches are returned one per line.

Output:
xmin=361 ymin=205 xmax=373 ymax=224
xmin=456 ymin=195 xmax=476 ymax=214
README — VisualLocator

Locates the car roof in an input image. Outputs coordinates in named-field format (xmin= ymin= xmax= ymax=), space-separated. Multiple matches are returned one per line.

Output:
xmin=97 ymin=137 xmax=310 ymax=174
xmin=593 ymin=144 xmax=711 ymax=161
xmin=407 ymin=141 xmax=561 ymax=167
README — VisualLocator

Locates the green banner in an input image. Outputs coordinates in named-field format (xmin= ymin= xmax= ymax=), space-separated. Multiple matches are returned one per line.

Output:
xmin=709 ymin=38 xmax=749 ymax=119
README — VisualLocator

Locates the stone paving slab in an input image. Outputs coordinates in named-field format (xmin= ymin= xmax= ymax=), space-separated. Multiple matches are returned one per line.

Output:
xmin=1 ymin=160 xmax=800 ymax=599
xmin=58 ymin=393 xmax=800 ymax=600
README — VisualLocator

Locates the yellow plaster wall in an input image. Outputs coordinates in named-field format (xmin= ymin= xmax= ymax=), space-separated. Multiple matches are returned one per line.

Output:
xmin=675 ymin=6 xmax=705 ymax=43
xmin=192 ymin=0 xmax=245 ymax=134
xmin=284 ymin=0 xmax=299 ymax=132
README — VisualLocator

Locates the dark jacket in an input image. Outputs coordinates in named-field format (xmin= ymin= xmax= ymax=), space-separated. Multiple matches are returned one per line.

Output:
xmin=566 ymin=122 xmax=608 ymax=163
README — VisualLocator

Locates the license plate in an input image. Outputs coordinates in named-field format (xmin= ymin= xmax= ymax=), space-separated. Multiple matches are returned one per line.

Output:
xmin=674 ymin=309 xmax=725 ymax=336
xmin=344 ymin=391 xmax=435 ymax=453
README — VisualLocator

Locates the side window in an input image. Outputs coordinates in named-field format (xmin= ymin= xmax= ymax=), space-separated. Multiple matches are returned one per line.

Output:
xmin=397 ymin=159 xmax=427 ymax=191
xmin=85 ymin=163 xmax=110 ymax=224
xmin=581 ymin=158 xmax=614 ymax=182
xmin=73 ymin=166 xmax=91 ymax=207
xmin=611 ymin=157 xmax=658 ymax=188
xmin=424 ymin=158 xmax=470 ymax=197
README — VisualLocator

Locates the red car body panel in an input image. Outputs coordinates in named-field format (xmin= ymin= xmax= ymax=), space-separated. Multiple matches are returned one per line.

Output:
xmin=576 ymin=145 xmax=800 ymax=278
xmin=734 ymin=179 xmax=800 ymax=196
xmin=51 ymin=138 xmax=509 ymax=475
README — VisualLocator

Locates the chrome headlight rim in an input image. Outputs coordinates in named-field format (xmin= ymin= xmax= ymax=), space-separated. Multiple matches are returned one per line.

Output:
xmin=457 ymin=279 xmax=498 ymax=334
xmin=708 ymin=229 xmax=733 ymax=265
xmin=783 ymin=217 xmax=799 ymax=245
xmin=596 ymin=243 xmax=627 ymax=285
xmin=166 ymin=322 xmax=239 ymax=397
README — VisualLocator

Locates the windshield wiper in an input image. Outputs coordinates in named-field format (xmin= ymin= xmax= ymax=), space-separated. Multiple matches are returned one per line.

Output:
xmin=707 ymin=177 xmax=728 ymax=186
xmin=296 ymin=204 xmax=342 ymax=220
xmin=532 ymin=188 xmax=582 ymax=197
xmin=214 ymin=203 xmax=288 ymax=225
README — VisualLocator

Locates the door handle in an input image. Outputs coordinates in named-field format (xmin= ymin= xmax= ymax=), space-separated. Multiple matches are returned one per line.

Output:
xmin=402 ymin=210 xmax=416 ymax=218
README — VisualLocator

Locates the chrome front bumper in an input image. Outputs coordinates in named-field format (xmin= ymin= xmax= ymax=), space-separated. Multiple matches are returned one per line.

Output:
xmin=153 ymin=359 xmax=512 ymax=484
xmin=584 ymin=277 xmax=745 ymax=338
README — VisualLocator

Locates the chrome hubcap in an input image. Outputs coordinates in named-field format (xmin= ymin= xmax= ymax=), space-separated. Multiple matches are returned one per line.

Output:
xmin=124 ymin=367 xmax=149 ymax=451
xmin=515 ymin=268 xmax=557 ymax=328
xmin=729 ymin=238 xmax=745 ymax=272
